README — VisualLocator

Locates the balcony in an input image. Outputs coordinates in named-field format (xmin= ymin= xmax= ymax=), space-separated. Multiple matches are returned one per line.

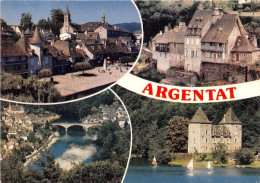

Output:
xmin=201 ymin=45 xmax=225 ymax=52
xmin=155 ymin=46 xmax=169 ymax=52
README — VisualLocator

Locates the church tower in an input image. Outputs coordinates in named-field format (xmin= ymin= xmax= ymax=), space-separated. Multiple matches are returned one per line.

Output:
xmin=60 ymin=4 xmax=74 ymax=37
xmin=63 ymin=4 xmax=71 ymax=32
xmin=101 ymin=11 xmax=106 ymax=24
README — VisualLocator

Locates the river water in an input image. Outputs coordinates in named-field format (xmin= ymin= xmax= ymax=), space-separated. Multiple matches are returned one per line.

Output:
xmin=47 ymin=124 xmax=99 ymax=170
xmin=124 ymin=158 xmax=260 ymax=183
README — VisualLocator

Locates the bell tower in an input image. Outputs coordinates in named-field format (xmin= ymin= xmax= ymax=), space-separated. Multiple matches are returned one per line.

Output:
xmin=63 ymin=4 xmax=71 ymax=32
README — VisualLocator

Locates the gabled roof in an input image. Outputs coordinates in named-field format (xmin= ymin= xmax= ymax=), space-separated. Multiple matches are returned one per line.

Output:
xmin=1 ymin=41 xmax=28 ymax=57
xmin=54 ymin=40 xmax=70 ymax=56
xmin=81 ymin=22 xmax=111 ymax=32
xmin=30 ymin=27 xmax=43 ymax=44
xmin=155 ymin=31 xmax=186 ymax=44
xmin=190 ymin=107 xmax=211 ymax=124
xmin=202 ymin=14 xmax=247 ymax=43
xmin=219 ymin=108 xmax=241 ymax=125
xmin=16 ymin=34 xmax=30 ymax=54
xmin=186 ymin=9 xmax=212 ymax=36
xmin=232 ymin=36 xmax=260 ymax=52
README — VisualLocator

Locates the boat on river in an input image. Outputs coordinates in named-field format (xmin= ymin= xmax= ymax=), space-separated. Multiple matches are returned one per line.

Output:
xmin=187 ymin=158 xmax=194 ymax=172
xmin=152 ymin=156 xmax=158 ymax=167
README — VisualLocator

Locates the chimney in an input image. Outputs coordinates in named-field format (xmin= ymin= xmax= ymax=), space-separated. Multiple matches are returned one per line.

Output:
xmin=164 ymin=26 xmax=169 ymax=33
xmin=197 ymin=4 xmax=203 ymax=10
xmin=250 ymin=34 xmax=258 ymax=48
xmin=160 ymin=30 xmax=162 ymax=35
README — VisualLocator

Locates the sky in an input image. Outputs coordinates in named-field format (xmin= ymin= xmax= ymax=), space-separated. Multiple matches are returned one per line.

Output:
xmin=1 ymin=0 xmax=141 ymax=25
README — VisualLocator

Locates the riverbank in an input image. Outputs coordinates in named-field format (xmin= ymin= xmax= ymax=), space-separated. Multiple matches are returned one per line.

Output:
xmin=168 ymin=159 xmax=260 ymax=168
xmin=24 ymin=132 xmax=60 ymax=167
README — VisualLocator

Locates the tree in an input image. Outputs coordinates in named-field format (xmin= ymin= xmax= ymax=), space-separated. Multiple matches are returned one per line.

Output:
xmin=74 ymin=62 xmax=92 ymax=74
xmin=37 ymin=150 xmax=62 ymax=183
xmin=20 ymin=12 xmax=33 ymax=32
xmin=50 ymin=8 xmax=64 ymax=36
xmin=234 ymin=148 xmax=255 ymax=165
xmin=38 ymin=69 xmax=52 ymax=79
xmin=211 ymin=143 xmax=229 ymax=164
xmin=37 ymin=19 xmax=48 ymax=30
xmin=165 ymin=116 xmax=189 ymax=153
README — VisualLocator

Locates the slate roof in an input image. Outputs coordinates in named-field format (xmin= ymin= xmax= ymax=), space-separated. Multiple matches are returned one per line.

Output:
xmin=16 ymin=34 xmax=30 ymax=54
xmin=154 ymin=31 xmax=186 ymax=44
xmin=30 ymin=27 xmax=43 ymax=44
xmin=186 ymin=9 xmax=212 ymax=36
xmin=205 ymin=14 xmax=247 ymax=43
xmin=1 ymin=41 xmax=28 ymax=57
xmin=190 ymin=107 xmax=211 ymax=124
xmin=54 ymin=40 xmax=70 ymax=56
xmin=45 ymin=45 xmax=69 ymax=60
xmin=85 ymin=44 xmax=108 ymax=54
xmin=219 ymin=108 xmax=241 ymax=125
xmin=232 ymin=36 xmax=260 ymax=52
xmin=86 ymin=32 xmax=99 ymax=39
xmin=81 ymin=22 xmax=111 ymax=32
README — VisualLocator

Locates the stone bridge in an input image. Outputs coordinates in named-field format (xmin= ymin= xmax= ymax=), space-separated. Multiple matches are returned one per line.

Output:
xmin=52 ymin=123 xmax=102 ymax=132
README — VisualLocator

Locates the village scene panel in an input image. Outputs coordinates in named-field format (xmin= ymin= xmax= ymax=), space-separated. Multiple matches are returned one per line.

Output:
xmin=134 ymin=0 xmax=260 ymax=86
xmin=114 ymin=86 xmax=260 ymax=182
xmin=1 ymin=91 xmax=131 ymax=182
xmin=1 ymin=1 xmax=142 ymax=102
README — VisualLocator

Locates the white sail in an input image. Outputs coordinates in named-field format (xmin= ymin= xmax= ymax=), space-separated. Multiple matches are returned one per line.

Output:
xmin=187 ymin=158 xmax=193 ymax=171
xmin=207 ymin=161 xmax=213 ymax=171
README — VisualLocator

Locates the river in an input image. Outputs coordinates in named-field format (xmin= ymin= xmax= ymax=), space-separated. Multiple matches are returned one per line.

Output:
xmin=124 ymin=158 xmax=260 ymax=183
xmin=38 ymin=122 xmax=99 ymax=170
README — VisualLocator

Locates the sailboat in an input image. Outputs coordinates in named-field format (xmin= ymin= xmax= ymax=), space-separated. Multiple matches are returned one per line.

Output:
xmin=152 ymin=156 xmax=158 ymax=167
xmin=187 ymin=158 xmax=194 ymax=172
xmin=207 ymin=161 xmax=213 ymax=172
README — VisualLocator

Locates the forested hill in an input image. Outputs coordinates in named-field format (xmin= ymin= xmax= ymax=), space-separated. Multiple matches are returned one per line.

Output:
xmin=113 ymin=22 xmax=141 ymax=32
xmin=113 ymin=85 xmax=260 ymax=158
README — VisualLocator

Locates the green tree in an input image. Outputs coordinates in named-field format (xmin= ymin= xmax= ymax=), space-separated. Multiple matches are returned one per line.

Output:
xmin=166 ymin=116 xmax=189 ymax=153
xmin=38 ymin=69 xmax=52 ymax=79
xmin=50 ymin=8 xmax=64 ymax=36
xmin=20 ymin=12 xmax=34 ymax=32
xmin=74 ymin=62 xmax=92 ymax=74
xmin=37 ymin=150 xmax=62 ymax=182
xmin=234 ymin=148 xmax=255 ymax=165
xmin=63 ymin=161 xmax=124 ymax=183
xmin=37 ymin=19 xmax=48 ymax=30
xmin=212 ymin=143 xmax=229 ymax=164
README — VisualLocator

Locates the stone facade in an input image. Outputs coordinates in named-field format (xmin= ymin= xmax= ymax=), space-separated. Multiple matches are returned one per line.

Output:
xmin=152 ymin=5 xmax=260 ymax=77
xmin=188 ymin=107 xmax=242 ymax=153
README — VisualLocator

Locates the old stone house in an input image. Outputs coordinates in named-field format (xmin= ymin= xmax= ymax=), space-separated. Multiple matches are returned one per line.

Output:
xmin=188 ymin=107 xmax=242 ymax=153
xmin=153 ymin=5 xmax=260 ymax=76
xmin=152 ymin=22 xmax=187 ymax=72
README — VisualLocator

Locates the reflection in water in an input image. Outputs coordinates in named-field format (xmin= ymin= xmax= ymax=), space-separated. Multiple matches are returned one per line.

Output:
xmin=125 ymin=158 xmax=260 ymax=183
xmin=48 ymin=125 xmax=99 ymax=170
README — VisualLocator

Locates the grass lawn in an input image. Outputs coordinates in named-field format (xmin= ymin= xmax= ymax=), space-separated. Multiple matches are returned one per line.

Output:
xmin=169 ymin=159 xmax=260 ymax=168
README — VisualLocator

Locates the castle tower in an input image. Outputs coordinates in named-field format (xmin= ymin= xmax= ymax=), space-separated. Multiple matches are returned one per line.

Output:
xmin=188 ymin=107 xmax=212 ymax=153
xmin=219 ymin=108 xmax=242 ymax=152
xmin=30 ymin=27 xmax=43 ymax=66
xmin=101 ymin=10 xmax=106 ymax=24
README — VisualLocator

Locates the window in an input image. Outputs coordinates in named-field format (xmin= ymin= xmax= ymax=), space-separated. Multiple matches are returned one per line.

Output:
xmin=186 ymin=50 xmax=188 ymax=57
xmin=223 ymin=52 xmax=226 ymax=59
xmin=186 ymin=38 xmax=190 ymax=45
xmin=196 ymin=38 xmax=200 ymax=46
xmin=219 ymin=43 xmax=223 ymax=47
xmin=195 ymin=51 xmax=197 ymax=58
xmin=235 ymin=139 xmax=237 ymax=143
xmin=191 ymin=38 xmax=194 ymax=45
xmin=191 ymin=51 xmax=194 ymax=57
xmin=165 ymin=53 xmax=167 ymax=58
xmin=194 ymin=139 xmax=196 ymax=144
xmin=206 ymin=131 xmax=207 ymax=135
xmin=206 ymin=139 xmax=208 ymax=143
xmin=206 ymin=147 xmax=208 ymax=151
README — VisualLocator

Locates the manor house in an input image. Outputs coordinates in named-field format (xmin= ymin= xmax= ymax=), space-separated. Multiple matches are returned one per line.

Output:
xmin=188 ymin=107 xmax=242 ymax=153
xmin=152 ymin=5 xmax=260 ymax=75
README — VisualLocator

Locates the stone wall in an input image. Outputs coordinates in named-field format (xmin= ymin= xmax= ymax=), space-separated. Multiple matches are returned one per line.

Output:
xmin=201 ymin=62 xmax=260 ymax=83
